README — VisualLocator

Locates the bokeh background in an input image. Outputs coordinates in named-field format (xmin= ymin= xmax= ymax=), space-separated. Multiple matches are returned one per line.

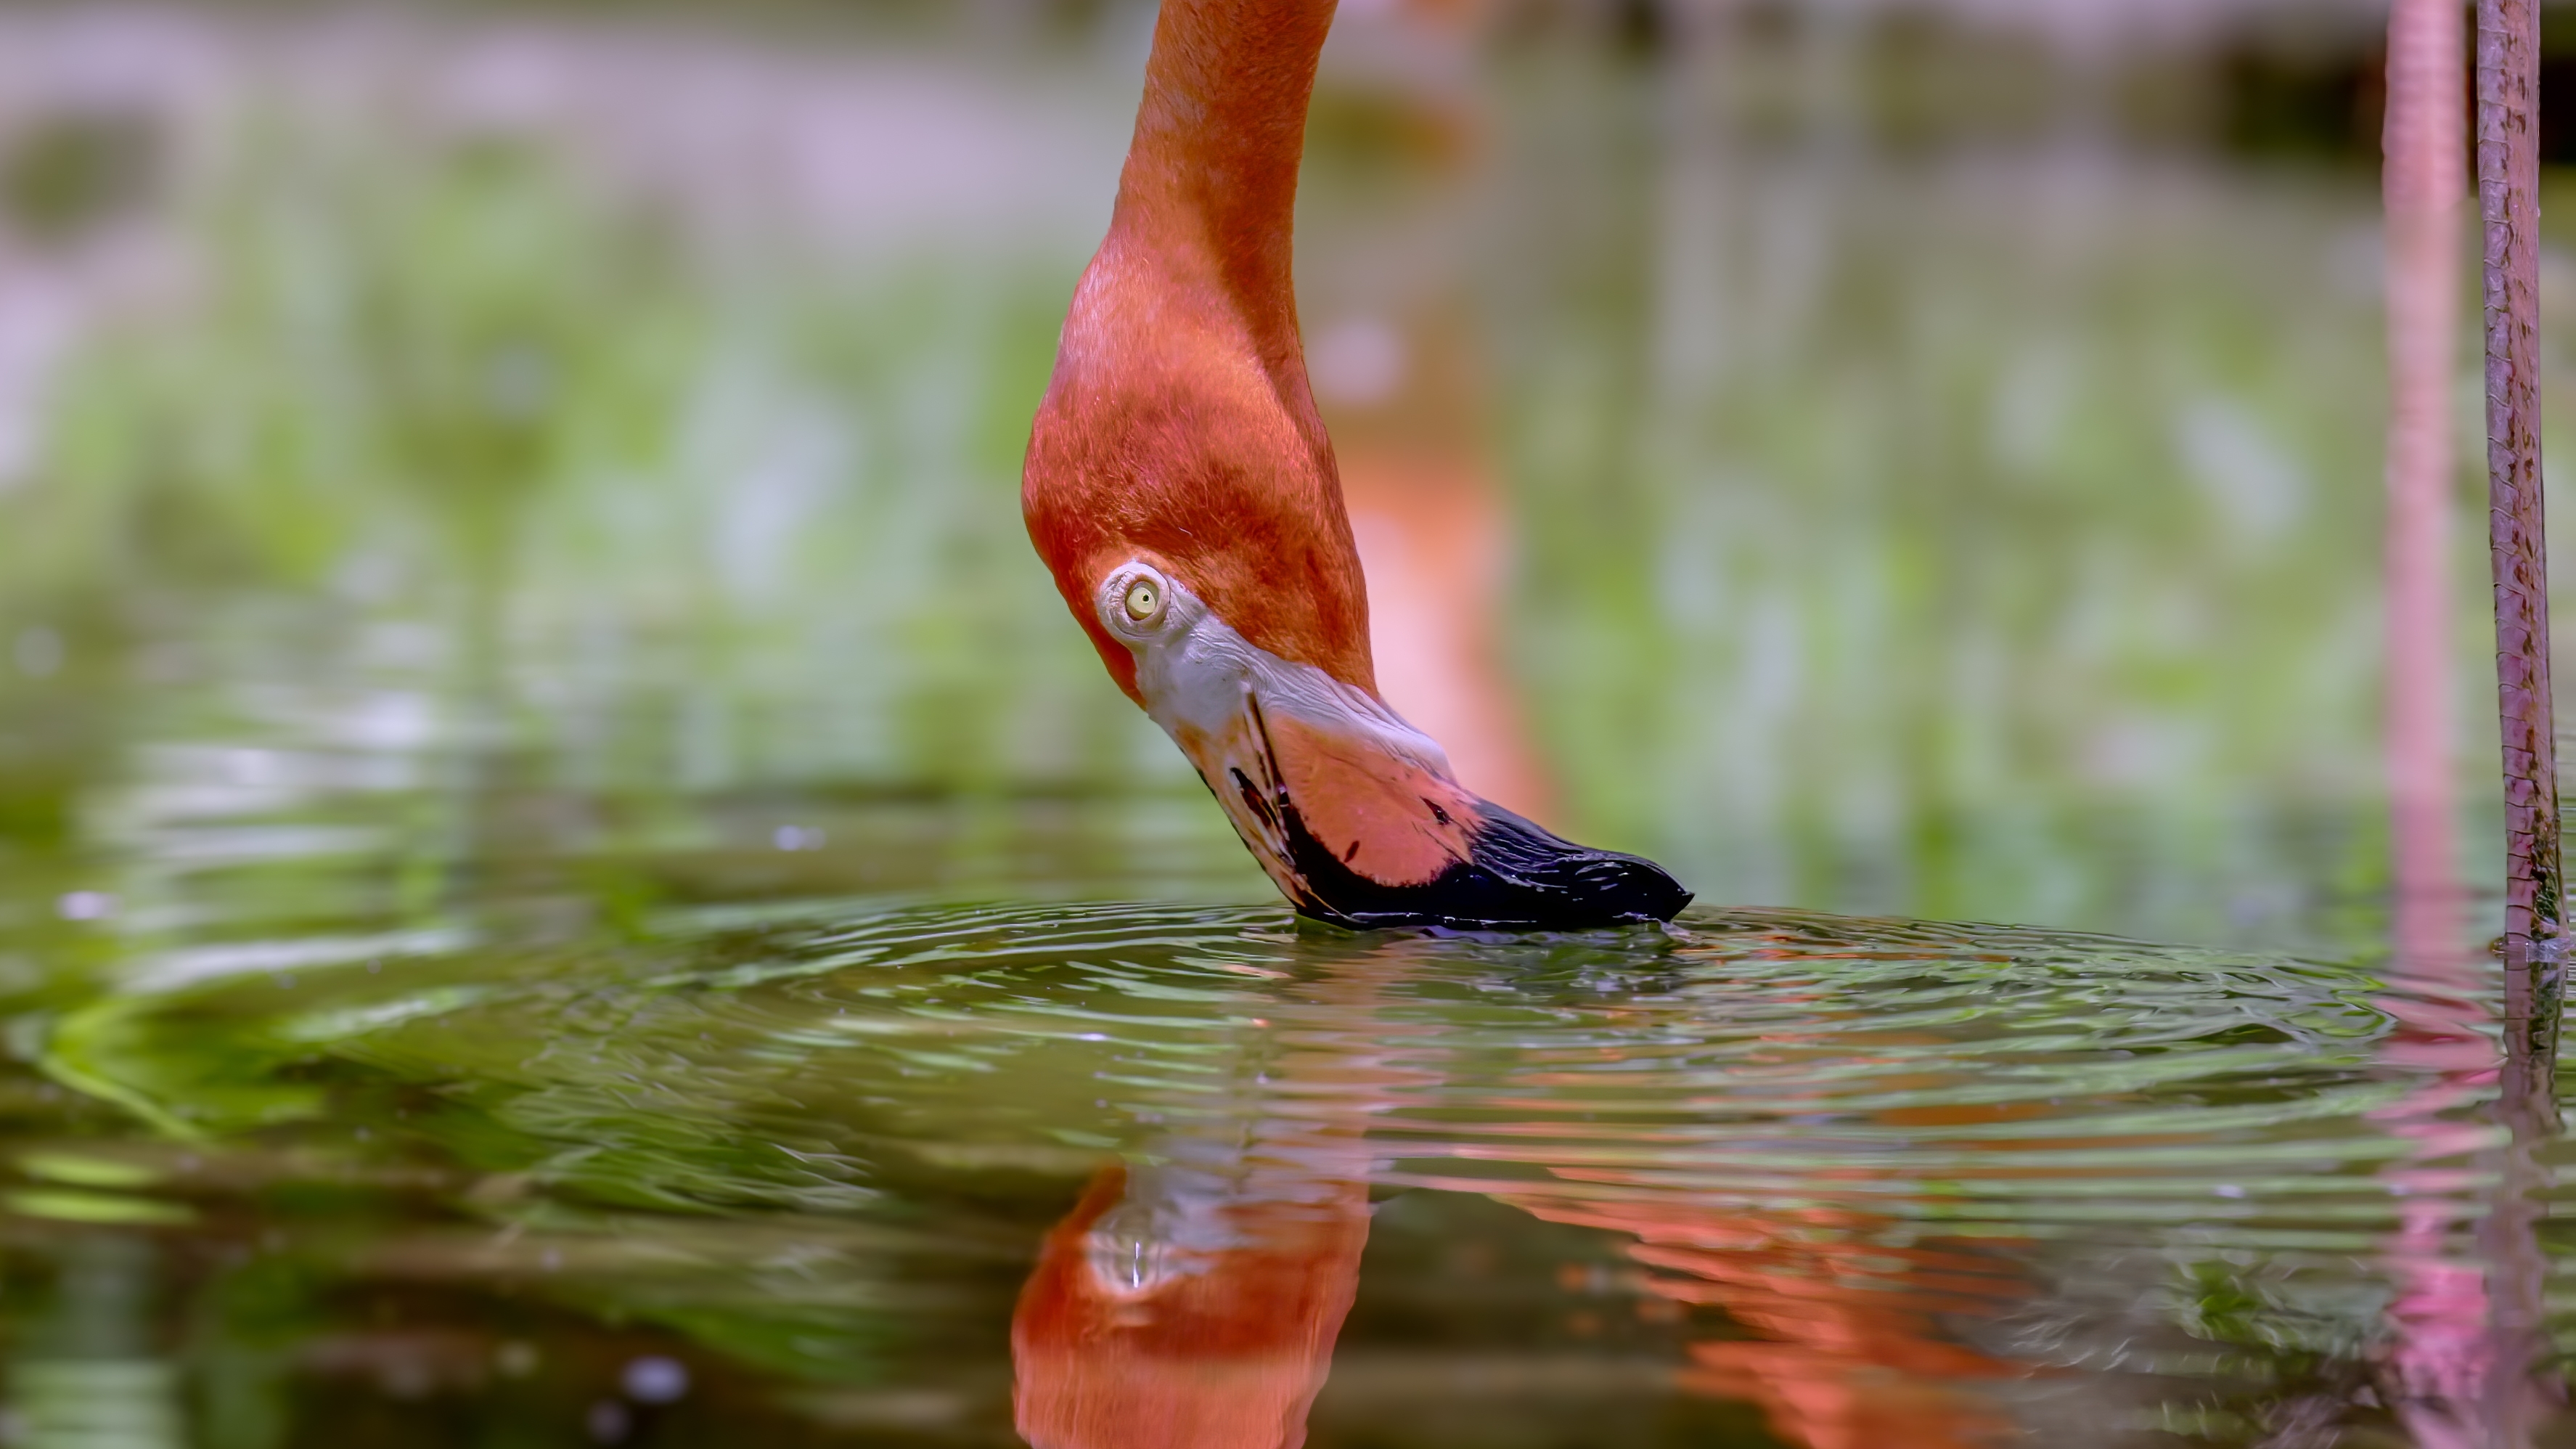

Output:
xmin=0 ymin=0 xmax=2556 ymax=974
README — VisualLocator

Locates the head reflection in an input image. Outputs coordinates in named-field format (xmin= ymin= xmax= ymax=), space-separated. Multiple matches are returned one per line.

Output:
xmin=1011 ymin=944 xmax=1418 ymax=1449
xmin=1013 ymin=1160 xmax=1368 ymax=1448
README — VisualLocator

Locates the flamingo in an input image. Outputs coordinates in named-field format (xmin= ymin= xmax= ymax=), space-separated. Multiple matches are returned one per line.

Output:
xmin=1021 ymin=0 xmax=1688 ymax=931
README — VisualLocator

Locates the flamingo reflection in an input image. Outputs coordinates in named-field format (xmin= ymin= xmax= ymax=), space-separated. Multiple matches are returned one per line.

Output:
xmin=1436 ymin=964 xmax=2029 ymax=1449
xmin=1496 ymin=1191 xmax=2018 ymax=1449
xmin=1013 ymin=1161 xmax=1367 ymax=1448
xmin=1012 ymin=932 xmax=2032 ymax=1449
xmin=2370 ymin=954 xmax=2507 ymax=1448
xmin=2366 ymin=908 xmax=2562 ymax=1448
xmin=1013 ymin=952 xmax=1421 ymax=1449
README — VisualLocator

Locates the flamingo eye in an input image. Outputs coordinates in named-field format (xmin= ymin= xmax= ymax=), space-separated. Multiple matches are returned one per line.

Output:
xmin=1123 ymin=579 xmax=1161 ymax=622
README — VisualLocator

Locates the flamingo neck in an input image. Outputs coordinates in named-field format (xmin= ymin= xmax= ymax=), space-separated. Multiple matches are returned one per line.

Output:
xmin=1110 ymin=0 xmax=1338 ymax=368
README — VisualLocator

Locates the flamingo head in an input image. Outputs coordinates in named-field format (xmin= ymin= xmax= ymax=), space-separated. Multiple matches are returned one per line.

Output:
xmin=1021 ymin=250 xmax=1687 ymax=931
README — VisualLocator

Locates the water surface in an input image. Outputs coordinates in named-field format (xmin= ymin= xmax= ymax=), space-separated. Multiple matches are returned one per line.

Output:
xmin=3 ymin=898 xmax=2564 ymax=1446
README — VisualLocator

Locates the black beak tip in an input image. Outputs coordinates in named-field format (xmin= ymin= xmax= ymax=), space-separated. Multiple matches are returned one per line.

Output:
xmin=1286 ymin=799 xmax=1693 ymax=933
xmin=1567 ymin=849 xmax=1695 ymax=926
xmin=1464 ymin=812 xmax=1691 ymax=928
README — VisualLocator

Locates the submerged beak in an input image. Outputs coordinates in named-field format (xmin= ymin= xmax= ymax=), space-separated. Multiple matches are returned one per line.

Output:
xmin=1097 ymin=563 xmax=1690 ymax=931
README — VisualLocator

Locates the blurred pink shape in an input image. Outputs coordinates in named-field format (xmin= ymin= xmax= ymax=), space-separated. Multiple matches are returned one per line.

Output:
xmin=2371 ymin=3 xmax=2505 ymax=1439
xmin=2382 ymin=0 xmax=2466 ymax=972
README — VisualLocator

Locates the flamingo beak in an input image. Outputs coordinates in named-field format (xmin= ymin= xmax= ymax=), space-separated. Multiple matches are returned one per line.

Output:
xmin=1182 ymin=694 xmax=1691 ymax=931
xmin=1097 ymin=564 xmax=1690 ymax=931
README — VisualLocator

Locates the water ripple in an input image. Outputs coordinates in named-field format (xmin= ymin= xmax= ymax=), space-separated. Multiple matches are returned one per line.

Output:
xmin=38 ymin=899 xmax=2557 ymax=1441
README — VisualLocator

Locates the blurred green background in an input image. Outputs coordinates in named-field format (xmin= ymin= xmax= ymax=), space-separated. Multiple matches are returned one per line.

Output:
xmin=1 ymin=0 xmax=2543 ymax=973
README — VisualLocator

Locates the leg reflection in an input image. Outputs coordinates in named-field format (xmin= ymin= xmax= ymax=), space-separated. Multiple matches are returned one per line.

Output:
xmin=2366 ymin=962 xmax=2501 ymax=1448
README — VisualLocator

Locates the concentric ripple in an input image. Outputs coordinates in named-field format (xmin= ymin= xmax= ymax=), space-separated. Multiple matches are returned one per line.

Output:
xmin=38 ymin=899 xmax=2560 ymax=1439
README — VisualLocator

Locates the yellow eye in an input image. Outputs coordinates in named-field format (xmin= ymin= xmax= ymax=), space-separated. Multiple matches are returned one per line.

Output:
xmin=1123 ymin=579 xmax=1161 ymax=621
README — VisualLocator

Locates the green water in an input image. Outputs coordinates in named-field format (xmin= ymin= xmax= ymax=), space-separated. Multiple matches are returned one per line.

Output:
xmin=0 ymin=900 xmax=2561 ymax=1446
xmin=0 ymin=9 xmax=2573 ymax=1447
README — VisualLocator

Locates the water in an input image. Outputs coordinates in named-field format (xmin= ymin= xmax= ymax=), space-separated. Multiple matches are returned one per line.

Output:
xmin=3 ymin=899 xmax=2561 ymax=1445
xmin=2 ymin=6 xmax=2575 ymax=1446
